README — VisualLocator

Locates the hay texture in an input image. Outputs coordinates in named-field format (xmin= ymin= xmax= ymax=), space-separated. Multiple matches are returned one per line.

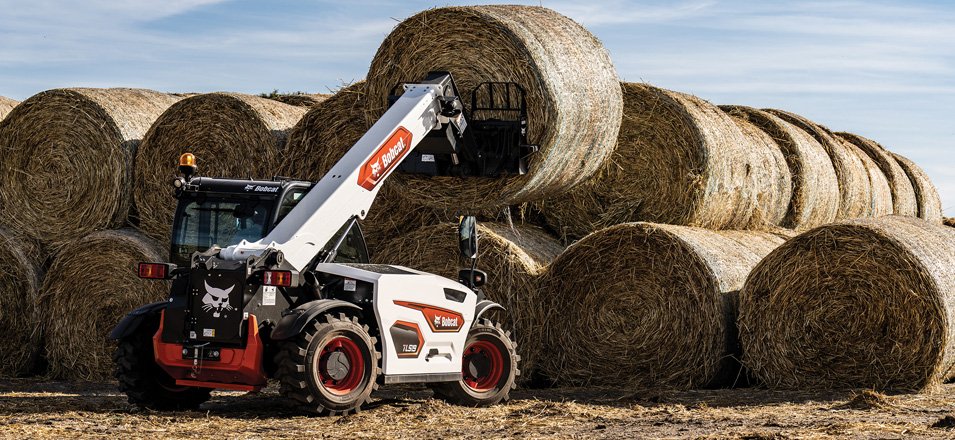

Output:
xmin=945 ymin=218 xmax=955 ymax=228
xmin=533 ymin=223 xmax=786 ymax=389
xmin=0 ymin=96 xmax=18 ymax=121
xmin=892 ymin=153 xmax=942 ymax=223
xmin=372 ymin=222 xmax=563 ymax=372
xmin=365 ymin=5 xmax=622 ymax=209
xmin=134 ymin=93 xmax=307 ymax=241
xmin=836 ymin=132 xmax=918 ymax=217
xmin=739 ymin=216 xmax=955 ymax=391
xmin=268 ymin=93 xmax=331 ymax=107
xmin=40 ymin=229 xmax=169 ymax=380
xmin=841 ymin=137 xmax=893 ymax=217
xmin=766 ymin=109 xmax=871 ymax=219
xmin=537 ymin=84 xmax=790 ymax=241
xmin=0 ymin=88 xmax=181 ymax=248
xmin=0 ymin=229 xmax=42 ymax=377
xmin=721 ymin=106 xmax=839 ymax=230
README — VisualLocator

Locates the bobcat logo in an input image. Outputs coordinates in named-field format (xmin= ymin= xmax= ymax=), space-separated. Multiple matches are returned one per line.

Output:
xmin=202 ymin=281 xmax=235 ymax=318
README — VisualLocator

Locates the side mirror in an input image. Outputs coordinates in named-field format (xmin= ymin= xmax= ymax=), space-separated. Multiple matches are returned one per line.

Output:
xmin=458 ymin=216 xmax=478 ymax=260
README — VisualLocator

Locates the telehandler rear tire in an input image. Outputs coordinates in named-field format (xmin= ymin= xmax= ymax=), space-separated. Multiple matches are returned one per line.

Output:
xmin=113 ymin=318 xmax=212 ymax=410
xmin=430 ymin=318 xmax=519 ymax=406
xmin=275 ymin=312 xmax=380 ymax=415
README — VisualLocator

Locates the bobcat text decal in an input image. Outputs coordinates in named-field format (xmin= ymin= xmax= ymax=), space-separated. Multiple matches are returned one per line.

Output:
xmin=394 ymin=301 xmax=465 ymax=333
xmin=357 ymin=127 xmax=412 ymax=190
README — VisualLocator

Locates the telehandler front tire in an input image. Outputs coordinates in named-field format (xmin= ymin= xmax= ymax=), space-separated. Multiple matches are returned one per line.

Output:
xmin=430 ymin=318 xmax=519 ymax=406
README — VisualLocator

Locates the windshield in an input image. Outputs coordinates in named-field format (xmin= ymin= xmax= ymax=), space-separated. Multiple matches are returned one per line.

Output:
xmin=170 ymin=195 xmax=273 ymax=266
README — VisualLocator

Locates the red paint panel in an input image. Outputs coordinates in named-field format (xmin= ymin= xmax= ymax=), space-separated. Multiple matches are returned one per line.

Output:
xmin=357 ymin=126 xmax=412 ymax=190
xmin=394 ymin=300 xmax=465 ymax=333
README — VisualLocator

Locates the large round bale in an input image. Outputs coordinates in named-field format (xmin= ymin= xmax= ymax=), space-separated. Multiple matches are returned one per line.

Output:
xmin=739 ymin=216 xmax=955 ymax=391
xmin=372 ymin=222 xmax=563 ymax=372
xmin=892 ymin=153 xmax=942 ymax=223
xmin=766 ymin=109 xmax=871 ymax=219
xmin=365 ymin=5 xmax=622 ymax=209
xmin=0 ymin=229 xmax=42 ymax=377
xmin=0 ymin=96 xmax=18 ymax=121
xmin=134 ymin=93 xmax=307 ymax=241
xmin=40 ymin=229 xmax=169 ymax=380
xmin=538 ymin=84 xmax=790 ymax=241
xmin=841 ymin=138 xmax=893 ymax=217
xmin=721 ymin=106 xmax=840 ymax=230
xmin=0 ymin=88 xmax=181 ymax=248
xmin=836 ymin=132 xmax=918 ymax=217
xmin=268 ymin=93 xmax=331 ymax=108
xmin=533 ymin=223 xmax=787 ymax=389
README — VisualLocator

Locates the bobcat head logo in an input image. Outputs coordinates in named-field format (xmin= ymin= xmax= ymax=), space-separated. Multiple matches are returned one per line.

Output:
xmin=202 ymin=281 xmax=235 ymax=318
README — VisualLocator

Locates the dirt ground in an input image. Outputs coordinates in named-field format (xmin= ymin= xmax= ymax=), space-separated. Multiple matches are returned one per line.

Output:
xmin=1 ymin=380 xmax=955 ymax=439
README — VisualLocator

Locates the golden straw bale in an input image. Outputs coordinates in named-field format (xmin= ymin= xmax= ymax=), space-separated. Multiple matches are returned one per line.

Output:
xmin=721 ymin=106 xmax=839 ymax=230
xmin=365 ymin=5 xmax=622 ymax=209
xmin=739 ymin=216 xmax=955 ymax=391
xmin=533 ymin=223 xmax=786 ymax=389
xmin=40 ymin=229 xmax=169 ymax=380
xmin=766 ymin=109 xmax=871 ymax=219
xmin=836 ymin=132 xmax=918 ymax=217
xmin=0 ymin=88 xmax=181 ymax=248
xmin=892 ymin=153 xmax=942 ymax=223
xmin=538 ymin=84 xmax=791 ymax=242
xmin=0 ymin=229 xmax=43 ymax=377
xmin=0 ymin=96 xmax=18 ymax=121
xmin=134 ymin=93 xmax=307 ymax=241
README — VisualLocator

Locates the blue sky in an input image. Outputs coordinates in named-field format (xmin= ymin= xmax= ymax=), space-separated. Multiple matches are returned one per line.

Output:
xmin=1 ymin=0 xmax=953 ymax=215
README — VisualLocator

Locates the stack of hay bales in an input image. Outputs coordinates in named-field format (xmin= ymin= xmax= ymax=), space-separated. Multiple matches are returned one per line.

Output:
xmin=739 ymin=216 xmax=955 ymax=391
xmin=133 ymin=93 xmax=307 ymax=241
xmin=836 ymin=132 xmax=920 ymax=218
xmin=0 ymin=96 xmax=18 ymax=121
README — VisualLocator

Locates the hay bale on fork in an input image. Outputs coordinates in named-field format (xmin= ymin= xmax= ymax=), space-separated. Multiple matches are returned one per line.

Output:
xmin=533 ymin=223 xmax=787 ymax=389
xmin=0 ymin=88 xmax=181 ymax=249
xmin=721 ymin=106 xmax=839 ymax=230
xmin=765 ymin=109 xmax=872 ymax=219
xmin=892 ymin=153 xmax=942 ymax=223
xmin=365 ymin=5 xmax=622 ymax=209
xmin=836 ymin=132 xmax=918 ymax=217
xmin=134 ymin=93 xmax=307 ymax=241
xmin=0 ymin=229 xmax=43 ymax=377
xmin=537 ymin=84 xmax=790 ymax=241
xmin=739 ymin=216 xmax=955 ymax=391
xmin=372 ymin=222 xmax=563 ymax=375
xmin=40 ymin=229 xmax=168 ymax=380
xmin=0 ymin=96 xmax=18 ymax=121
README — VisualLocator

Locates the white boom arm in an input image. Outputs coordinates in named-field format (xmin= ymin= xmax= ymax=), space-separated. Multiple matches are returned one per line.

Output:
xmin=219 ymin=81 xmax=457 ymax=269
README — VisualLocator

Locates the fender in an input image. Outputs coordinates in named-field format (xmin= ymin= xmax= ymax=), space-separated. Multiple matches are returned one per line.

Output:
xmin=474 ymin=299 xmax=504 ymax=321
xmin=271 ymin=299 xmax=362 ymax=340
xmin=108 ymin=301 xmax=169 ymax=340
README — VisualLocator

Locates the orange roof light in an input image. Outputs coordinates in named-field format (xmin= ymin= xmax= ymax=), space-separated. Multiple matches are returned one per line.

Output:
xmin=179 ymin=152 xmax=196 ymax=168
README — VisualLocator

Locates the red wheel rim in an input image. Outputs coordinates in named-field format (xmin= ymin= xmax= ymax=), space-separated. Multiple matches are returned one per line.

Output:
xmin=318 ymin=336 xmax=365 ymax=395
xmin=462 ymin=340 xmax=505 ymax=392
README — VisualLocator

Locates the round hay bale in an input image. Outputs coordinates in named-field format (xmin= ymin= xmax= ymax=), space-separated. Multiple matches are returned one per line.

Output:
xmin=0 ymin=229 xmax=43 ymax=377
xmin=739 ymin=216 xmax=955 ymax=391
xmin=134 ymin=93 xmax=307 ymax=241
xmin=841 ymin=138 xmax=893 ymax=217
xmin=537 ymin=84 xmax=790 ymax=241
xmin=372 ymin=222 xmax=563 ymax=373
xmin=766 ymin=109 xmax=871 ymax=219
xmin=268 ymin=93 xmax=331 ymax=108
xmin=365 ymin=5 xmax=622 ymax=209
xmin=944 ymin=218 xmax=955 ymax=228
xmin=836 ymin=132 xmax=918 ymax=217
xmin=721 ymin=106 xmax=839 ymax=230
xmin=0 ymin=88 xmax=181 ymax=248
xmin=0 ymin=96 xmax=18 ymax=121
xmin=40 ymin=229 xmax=169 ymax=380
xmin=892 ymin=153 xmax=942 ymax=223
xmin=533 ymin=223 xmax=787 ymax=389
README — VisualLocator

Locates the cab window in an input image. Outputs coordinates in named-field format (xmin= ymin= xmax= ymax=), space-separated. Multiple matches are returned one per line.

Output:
xmin=275 ymin=188 xmax=308 ymax=224
xmin=333 ymin=223 xmax=369 ymax=264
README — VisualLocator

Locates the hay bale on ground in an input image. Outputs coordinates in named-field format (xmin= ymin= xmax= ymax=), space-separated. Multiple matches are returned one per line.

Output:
xmin=268 ymin=93 xmax=331 ymax=107
xmin=892 ymin=153 xmax=942 ymax=223
xmin=365 ymin=5 xmax=622 ymax=209
xmin=721 ymin=106 xmax=840 ymax=230
xmin=134 ymin=93 xmax=307 ymax=241
xmin=0 ymin=89 xmax=181 ymax=248
xmin=0 ymin=229 xmax=43 ymax=377
xmin=836 ymin=132 xmax=918 ymax=217
xmin=739 ymin=216 xmax=955 ymax=391
xmin=0 ymin=96 xmax=18 ymax=121
xmin=372 ymin=222 xmax=563 ymax=374
xmin=766 ymin=109 xmax=871 ymax=219
xmin=537 ymin=84 xmax=790 ymax=241
xmin=533 ymin=223 xmax=787 ymax=389
xmin=40 ymin=229 xmax=169 ymax=380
